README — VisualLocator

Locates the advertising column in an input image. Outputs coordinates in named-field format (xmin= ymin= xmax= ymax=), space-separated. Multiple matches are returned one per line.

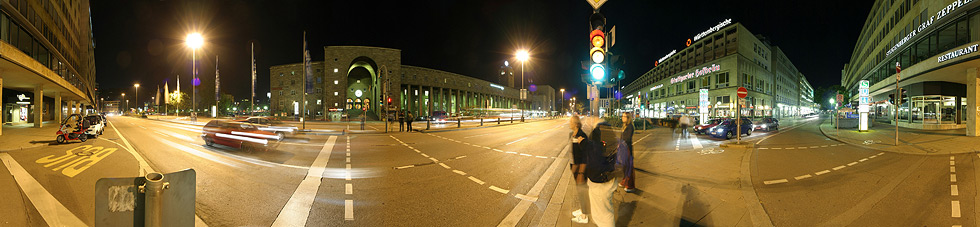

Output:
xmin=699 ymin=89 xmax=709 ymax=125
xmin=858 ymin=80 xmax=870 ymax=131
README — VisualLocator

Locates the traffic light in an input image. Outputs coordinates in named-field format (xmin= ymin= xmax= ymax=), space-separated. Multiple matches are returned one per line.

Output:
xmin=589 ymin=29 xmax=606 ymax=82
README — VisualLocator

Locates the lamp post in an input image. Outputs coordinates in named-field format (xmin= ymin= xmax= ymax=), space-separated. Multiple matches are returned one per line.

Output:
xmin=186 ymin=32 xmax=204 ymax=120
xmin=122 ymin=93 xmax=126 ymax=113
xmin=516 ymin=50 xmax=529 ymax=122
xmin=134 ymin=84 xmax=140 ymax=113
xmin=560 ymin=88 xmax=565 ymax=116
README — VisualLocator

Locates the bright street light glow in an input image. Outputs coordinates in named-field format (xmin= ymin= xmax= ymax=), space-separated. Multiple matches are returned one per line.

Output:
xmin=186 ymin=33 xmax=204 ymax=49
xmin=134 ymin=84 xmax=139 ymax=88
xmin=516 ymin=50 xmax=529 ymax=62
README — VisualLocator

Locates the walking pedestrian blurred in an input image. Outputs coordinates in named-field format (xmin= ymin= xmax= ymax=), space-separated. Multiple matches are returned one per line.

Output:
xmin=678 ymin=114 xmax=691 ymax=138
xmin=406 ymin=112 xmax=414 ymax=132
xmin=568 ymin=114 xmax=590 ymax=223
xmin=584 ymin=117 xmax=617 ymax=227
xmin=619 ymin=112 xmax=636 ymax=193
xmin=398 ymin=112 xmax=405 ymax=132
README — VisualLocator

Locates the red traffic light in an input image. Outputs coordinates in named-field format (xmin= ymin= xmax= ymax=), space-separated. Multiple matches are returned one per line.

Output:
xmin=590 ymin=29 xmax=605 ymax=48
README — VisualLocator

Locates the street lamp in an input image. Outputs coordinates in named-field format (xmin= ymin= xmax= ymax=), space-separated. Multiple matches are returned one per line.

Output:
xmin=122 ymin=93 xmax=126 ymax=113
xmin=560 ymin=88 xmax=565 ymax=116
xmin=134 ymin=83 xmax=140 ymax=113
xmin=516 ymin=49 xmax=530 ymax=122
xmin=186 ymin=32 xmax=204 ymax=120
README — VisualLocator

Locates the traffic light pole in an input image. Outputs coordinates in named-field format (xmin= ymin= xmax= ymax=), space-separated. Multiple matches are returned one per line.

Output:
xmin=895 ymin=65 xmax=901 ymax=146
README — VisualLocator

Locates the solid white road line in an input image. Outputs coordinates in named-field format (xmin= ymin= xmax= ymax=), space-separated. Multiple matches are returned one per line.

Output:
xmin=952 ymin=185 xmax=959 ymax=196
xmin=815 ymin=170 xmax=831 ymax=175
xmin=272 ymin=136 xmax=337 ymax=227
xmin=108 ymin=121 xmax=153 ymax=176
xmin=953 ymin=201 xmax=962 ymax=217
xmin=394 ymin=165 xmax=414 ymax=169
xmin=497 ymin=144 xmax=570 ymax=227
xmin=0 ymin=153 xmax=86 ymax=227
xmin=763 ymin=179 xmax=789 ymax=185
xmin=689 ymin=136 xmax=703 ymax=149
xmin=505 ymin=137 xmax=529 ymax=145
xmin=345 ymin=200 xmax=354 ymax=220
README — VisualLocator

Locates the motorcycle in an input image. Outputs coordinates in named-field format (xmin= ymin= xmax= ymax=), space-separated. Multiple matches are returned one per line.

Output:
xmin=56 ymin=115 xmax=89 ymax=144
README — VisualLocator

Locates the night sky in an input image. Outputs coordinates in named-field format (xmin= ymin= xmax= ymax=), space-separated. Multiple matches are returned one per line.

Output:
xmin=91 ymin=0 xmax=873 ymax=103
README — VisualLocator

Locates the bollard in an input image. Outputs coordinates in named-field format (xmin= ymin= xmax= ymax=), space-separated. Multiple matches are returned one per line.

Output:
xmin=511 ymin=116 xmax=514 ymax=123
xmin=141 ymin=172 xmax=168 ymax=227
xmin=481 ymin=117 xmax=484 ymax=126
xmin=458 ymin=118 xmax=461 ymax=128
xmin=498 ymin=118 xmax=501 ymax=124
xmin=426 ymin=119 xmax=431 ymax=130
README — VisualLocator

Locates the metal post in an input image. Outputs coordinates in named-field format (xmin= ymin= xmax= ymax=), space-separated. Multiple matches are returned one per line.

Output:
xmin=426 ymin=118 xmax=430 ymax=130
xmin=142 ymin=172 xmax=167 ymax=227
xmin=736 ymin=97 xmax=741 ymax=142
xmin=458 ymin=117 xmax=461 ymax=128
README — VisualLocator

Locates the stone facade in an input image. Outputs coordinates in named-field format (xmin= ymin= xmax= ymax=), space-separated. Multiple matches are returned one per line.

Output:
xmin=270 ymin=46 xmax=536 ymax=120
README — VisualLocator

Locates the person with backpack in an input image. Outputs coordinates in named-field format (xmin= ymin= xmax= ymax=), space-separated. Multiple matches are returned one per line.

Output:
xmin=584 ymin=118 xmax=618 ymax=227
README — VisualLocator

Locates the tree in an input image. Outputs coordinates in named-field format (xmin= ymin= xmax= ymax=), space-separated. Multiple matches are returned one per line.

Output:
xmin=217 ymin=94 xmax=235 ymax=116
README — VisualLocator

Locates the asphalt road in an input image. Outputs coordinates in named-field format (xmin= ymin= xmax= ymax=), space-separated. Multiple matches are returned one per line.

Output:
xmin=2 ymin=115 xmax=979 ymax=226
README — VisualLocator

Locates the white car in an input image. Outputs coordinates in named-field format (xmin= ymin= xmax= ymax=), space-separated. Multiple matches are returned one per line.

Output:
xmin=83 ymin=114 xmax=105 ymax=138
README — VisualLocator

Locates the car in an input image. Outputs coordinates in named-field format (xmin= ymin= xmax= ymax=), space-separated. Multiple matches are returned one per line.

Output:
xmin=431 ymin=111 xmax=449 ymax=124
xmin=754 ymin=117 xmax=779 ymax=131
xmin=201 ymin=120 xmax=278 ymax=152
xmin=237 ymin=117 xmax=297 ymax=141
xmin=693 ymin=118 xmax=727 ymax=134
xmin=83 ymin=114 xmax=106 ymax=138
xmin=709 ymin=117 xmax=754 ymax=139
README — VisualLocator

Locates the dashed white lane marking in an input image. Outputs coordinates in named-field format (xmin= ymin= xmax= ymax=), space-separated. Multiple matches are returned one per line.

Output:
xmin=951 ymin=174 xmax=957 ymax=183
xmin=809 ymin=146 xmax=819 ymax=148
xmin=346 ymin=184 xmax=353 ymax=195
xmin=951 ymin=166 xmax=956 ymax=173
xmin=272 ymin=136 xmax=338 ymax=227
xmin=771 ymin=147 xmax=782 ymax=150
xmin=815 ymin=170 xmax=831 ymax=175
xmin=832 ymin=165 xmax=846 ymax=171
xmin=951 ymin=156 xmax=956 ymax=160
xmin=345 ymin=200 xmax=354 ymax=220
xmin=859 ymin=158 xmax=868 ymax=162
xmin=519 ymin=153 xmax=532 ymax=157
xmin=0 ymin=153 xmax=87 ymax=226
xmin=505 ymin=137 xmax=529 ymax=145
xmin=763 ymin=179 xmax=789 ymax=185
xmin=794 ymin=174 xmax=812 ymax=180
xmin=952 ymin=201 xmax=961 ymax=218
xmin=452 ymin=170 xmax=466 ymax=175
xmin=951 ymin=161 xmax=956 ymax=165
xmin=952 ymin=185 xmax=959 ymax=196
xmin=439 ymin=163 xmax=451 ymax=169
xmin=785 ymin=147 xmax=795 ymax=150
xmin=468 ymin=176 xmax=486 ymax=185
xmin=759 ymin=147 xmax=769 ymax=150
xmin=847 ymin=162 xmax=858 ymax=166
xmin=489 ymin=185 xmax=510 ymax=194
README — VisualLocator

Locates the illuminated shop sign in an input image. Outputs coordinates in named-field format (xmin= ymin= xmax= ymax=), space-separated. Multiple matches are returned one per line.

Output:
xmin=693 ymin=19 xmax=732 ymax=42
xmin=16 ymin=94 xmax=29 ymax=101
xmin=887 ymin=0 xmax=974 ymax=56
xmin=858 ymin=80 xmax=870 ymax=113
xmin=657 ymin=50 xmax=677 ymax=65
xmin=489 ymin=84 xmax=505 ymax=90
xmin=938 ymin=43 xmax=978 ymax=63
xmin=670 ymin=64 xmax=721 ymax=84
xmin=649 ymin=84 xmax=663 ymax=91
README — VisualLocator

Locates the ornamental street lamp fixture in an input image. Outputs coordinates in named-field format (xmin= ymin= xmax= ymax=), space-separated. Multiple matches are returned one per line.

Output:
xmin=186 ymin=32 xmax=204 ymax=120
xmin=516 ymin=49 xmax=530 ymax=122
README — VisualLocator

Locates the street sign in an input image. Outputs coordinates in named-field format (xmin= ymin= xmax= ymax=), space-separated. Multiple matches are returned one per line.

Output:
xmin=520 ymin=89 xmax=528 ymax=100
xmin=586 ymin=0 xmax=608 ymax=10
xmin=836 ymin=94 xmax=844 ymax=106
xmin=736 ymin=87 xmax=748 ymax=98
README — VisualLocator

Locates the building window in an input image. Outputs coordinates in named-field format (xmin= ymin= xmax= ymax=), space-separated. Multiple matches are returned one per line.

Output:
xmin=334 ymin=68 xmax=338 ymax=73
xmin=279 ymin=91 xmax=283 ymax=96
xmin=700 ymin=76 xmax=710 ymax=89
xmin=715 ymin=72 xmax=729 ymax=88
xmin=334 ymin=80 xmax=339 ymax=84
xmin=291 ymin=91 xmax=296 ymax=95
xmin=334 ymin=92 xmax=339 ymax=96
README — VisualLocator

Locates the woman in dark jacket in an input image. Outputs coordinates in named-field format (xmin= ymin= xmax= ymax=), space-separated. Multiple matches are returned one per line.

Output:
xmin=568 ymin=115 xmax=590 ymax=223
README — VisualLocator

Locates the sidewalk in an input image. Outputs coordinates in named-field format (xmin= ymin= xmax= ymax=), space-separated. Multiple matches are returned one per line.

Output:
xmin=0 ymin=121 xmax=61 ymax=152
xmin=818 ymin=119 xmax=979 ymax=155
xmin=546 ymin=126 xmax=766 ymax=227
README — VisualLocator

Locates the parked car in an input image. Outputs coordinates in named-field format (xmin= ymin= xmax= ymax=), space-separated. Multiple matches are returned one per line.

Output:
xmin=84 ymin=114 xmax=106 ymax=138
xmin=236 ymin=117 xmax=297 ymax=141
xmin=754 ymin=117 xmax=779 ymax=131
xmin=201 ymin=120 xmax=278 ymax=152
xmin=709 ymin=117 xmax=754 ymax=139
xmin=694 ymin=118 xmax=727 ymax=134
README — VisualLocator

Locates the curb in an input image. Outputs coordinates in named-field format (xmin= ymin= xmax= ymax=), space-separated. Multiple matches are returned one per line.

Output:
xmin=814 ymin=119 xmax=952 ymax=156
xmin=720 ymin=142 xmax=755 ymax=148
xmin=0 ymin=143 xmax=48 ymax=152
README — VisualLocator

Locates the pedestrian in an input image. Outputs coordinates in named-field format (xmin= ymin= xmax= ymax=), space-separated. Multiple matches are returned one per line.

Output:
xmin=568 ymin=114 xmax=590 ymax=224
xmin=678 ymin=114 xmax=691 ymax=138
xmin=619 ymin=112 xmax=636 ymax=193
xmin=406 ymin=112 xmax=414 ymax=132
xmin=584 ymin=117 xmax=617 ymax=227
xmin=398 ymin=112 xmax=405 ymax=132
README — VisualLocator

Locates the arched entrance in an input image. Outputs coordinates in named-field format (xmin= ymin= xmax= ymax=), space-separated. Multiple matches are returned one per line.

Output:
xmin=346 ymin=57 xmax=379 ymax=119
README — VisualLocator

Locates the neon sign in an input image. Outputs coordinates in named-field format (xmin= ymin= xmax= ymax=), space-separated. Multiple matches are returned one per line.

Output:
xmin=670 ymin=64 xmax=721 ymax=84
xmin=489 ymin=84 xmax=505 ymax=90
xmin=693 ymin=19 xmax=732 ymax=42
xmin=657 ymin=50 xmax=677 ymax=65
xmin=649 ymin=84 xmax=663 ymax=91
xmin=938 ymin=43 xmax=978 ymax=63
